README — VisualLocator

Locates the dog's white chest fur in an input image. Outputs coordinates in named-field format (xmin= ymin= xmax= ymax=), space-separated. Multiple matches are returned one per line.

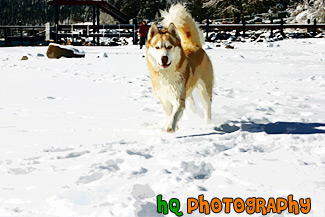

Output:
xmin=155 ymin=72 xmax=182 ymax=104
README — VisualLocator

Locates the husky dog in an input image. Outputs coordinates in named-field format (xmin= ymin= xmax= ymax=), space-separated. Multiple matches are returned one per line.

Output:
xmin=146 ymin=4 xmax=214 ymax=132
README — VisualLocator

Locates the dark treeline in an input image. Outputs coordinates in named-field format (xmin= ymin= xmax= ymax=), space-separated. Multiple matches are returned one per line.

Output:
xmin=0 ymin=0 xmax=304 ymax=25
xmin=0 ymin=0 xmax=93 ymax=25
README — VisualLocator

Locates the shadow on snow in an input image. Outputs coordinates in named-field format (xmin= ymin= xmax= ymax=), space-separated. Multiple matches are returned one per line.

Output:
xmin=177 ymin=122 xmax=325 ymax=139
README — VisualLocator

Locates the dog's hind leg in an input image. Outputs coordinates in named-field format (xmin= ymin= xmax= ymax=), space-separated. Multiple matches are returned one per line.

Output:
xmin=187 ymin=94 xmax=198 ymax=113
xmin=197 ymin=78 xmax=212 ymax=124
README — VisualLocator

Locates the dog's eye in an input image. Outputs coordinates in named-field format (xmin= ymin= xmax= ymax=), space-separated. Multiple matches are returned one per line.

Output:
xmin=167 ymin=45 xmax=173 ymax=49
xmin=155 ymin=46 xmax=160 ymax=49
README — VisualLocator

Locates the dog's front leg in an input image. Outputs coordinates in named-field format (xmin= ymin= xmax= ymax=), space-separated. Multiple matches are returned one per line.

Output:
xmin=165 ymin=98 xmax=185 ymax=133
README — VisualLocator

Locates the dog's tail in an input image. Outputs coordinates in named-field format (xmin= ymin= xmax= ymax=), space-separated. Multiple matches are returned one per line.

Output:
xmin=161 ymin=4 xmax=204 ymax=48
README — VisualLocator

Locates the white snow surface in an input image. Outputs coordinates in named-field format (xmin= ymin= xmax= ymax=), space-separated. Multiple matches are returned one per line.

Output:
xmin=0 ymin=39 xmax=325 ymax=217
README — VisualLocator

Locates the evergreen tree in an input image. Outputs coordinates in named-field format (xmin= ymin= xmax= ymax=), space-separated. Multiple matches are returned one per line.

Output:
xmin=186 ymin=0 xmax=210 ymax=22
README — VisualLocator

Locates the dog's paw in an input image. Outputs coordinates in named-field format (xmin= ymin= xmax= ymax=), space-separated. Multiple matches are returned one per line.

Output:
xmin=166 ymin=127 xmax=175 ymax=133
xmin=165 ymin=125 xmax=179 ymax=133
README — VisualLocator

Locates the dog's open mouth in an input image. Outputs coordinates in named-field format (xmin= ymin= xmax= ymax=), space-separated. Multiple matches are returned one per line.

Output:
xmin=159 ymin=62 xmax=171 ymax=68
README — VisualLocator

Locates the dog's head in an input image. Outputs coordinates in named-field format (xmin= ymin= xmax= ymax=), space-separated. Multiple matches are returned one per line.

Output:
xmin=147 ymin=23 xmax=181 ymax=70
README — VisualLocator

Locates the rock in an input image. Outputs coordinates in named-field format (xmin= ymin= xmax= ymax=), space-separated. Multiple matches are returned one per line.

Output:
xmin=203 ymin=43 xmax=213 ymax=50
xmin=225 ymin=44 xmax=234 ymax=49
xmin=235 ymin=37 xmax=241 ymax=42
xmin=215 ymin=32 xmax=228 ymax=40
xmin=21 ymin=56 xmax=28 ymax=60
xmin=266 ymin=43 xmax=274 ymax=47
xmin=256 ymin=37 xmax=265 ymax=43
xmin=209 ymin=33 xmax=217 ymax=41
xmin=97 ymin=52 xmax=108 ymax=58
xmin=250 ymin=35 xmax=257 ymax=42
xmin=228 ymin=35 xmax=237 ymax=42
xmin=315 ymin=33 xmax=324 ymax=38
xmin=235 ymin=36 xmax=246 ymax=42
xmin=46 ymin=43 xmax=85 ymax=59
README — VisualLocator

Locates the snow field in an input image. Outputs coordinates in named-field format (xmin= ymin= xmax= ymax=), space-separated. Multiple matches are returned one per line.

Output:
xmin=0 ymin=39 xmax=325 ymax=216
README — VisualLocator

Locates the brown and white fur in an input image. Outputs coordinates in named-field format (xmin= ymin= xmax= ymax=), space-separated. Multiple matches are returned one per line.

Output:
xmin=146 ymin=4 xmax=214 ymax=132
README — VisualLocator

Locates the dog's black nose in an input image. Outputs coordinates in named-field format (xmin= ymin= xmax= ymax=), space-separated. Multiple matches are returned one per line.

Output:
xmin=161 ymin=56 xmax=168 ymax=65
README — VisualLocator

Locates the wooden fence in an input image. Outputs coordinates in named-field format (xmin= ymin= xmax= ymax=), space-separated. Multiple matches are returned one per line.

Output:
xmin=1 ymin=20 xmax=324 ymax=46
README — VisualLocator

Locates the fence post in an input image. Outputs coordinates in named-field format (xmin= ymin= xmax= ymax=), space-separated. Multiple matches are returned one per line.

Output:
xmin=97 ymin=5 xmax=100 ymax=45
xmin=45 ymin=22 xmax=50 ymax=41
xmin=133 ymin=18 xmax=138 ymax=45
xmin=270 ymin=17 xmax=273 ymax=37
xmin=313 ymin=19 xmax=317 ymax=37
xmin=19 ymin=21 xmax=23 ymax=46
xmin=55 ymin=5 xmax=59 ymax=43
xmin=32 ymin=28 xmax=36 ymax=46
xmin=4 ymin=28 xmax=8 ymax=46
xmin=280 ymin=18 xmax=285 ymax=38
xmin=92 ymin=5 xmax=96 ymax=45
xmin=205 ymin=19 xmax=209 ymax=41
xmin=242 ymin=17 xmax=245 ymax=37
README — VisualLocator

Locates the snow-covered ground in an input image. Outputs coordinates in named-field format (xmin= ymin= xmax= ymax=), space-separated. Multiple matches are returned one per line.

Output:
xmin=0 ymin=39 xmax=325 ymax=217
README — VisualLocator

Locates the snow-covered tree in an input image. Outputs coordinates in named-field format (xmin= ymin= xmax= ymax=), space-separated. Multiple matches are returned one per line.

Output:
xmin=288 ymin=0 xmax=325 ymax=23
xmin=186 ymin=0 xmax=211 ymax=22
xmin=203 ymin=0 xmax=280 ymax=22
xmin=204 ymin=0 xmax=243 ymax=22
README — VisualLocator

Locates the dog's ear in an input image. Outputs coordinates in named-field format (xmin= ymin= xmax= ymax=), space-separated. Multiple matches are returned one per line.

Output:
xmin=148 ymin=23 xmax=158 ymax=41
xmin=167 ymin=23 xmax=180 ymax=40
